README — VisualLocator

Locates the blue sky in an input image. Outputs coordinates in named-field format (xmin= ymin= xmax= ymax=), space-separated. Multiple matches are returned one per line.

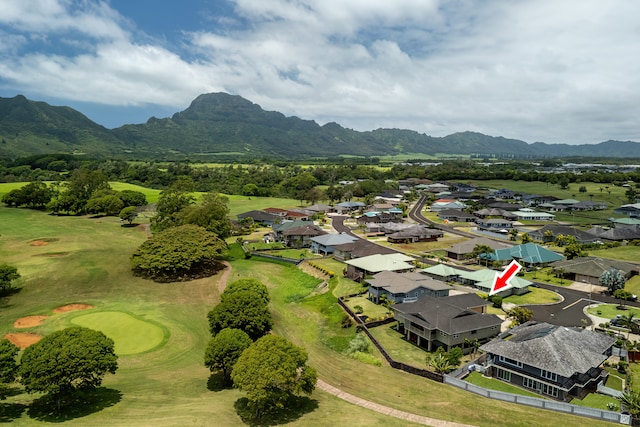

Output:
xmin=1 ymin=0 xmax=639 ymax=145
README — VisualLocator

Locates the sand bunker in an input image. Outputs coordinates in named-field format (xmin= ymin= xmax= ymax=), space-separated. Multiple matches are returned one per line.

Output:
xmin=14 ymin=315 xmax=48 ymax=328
xmin=53 ymin=303 xmax=94 ymax=314
xmin=5 ymin=333 xmax=43 ymax=349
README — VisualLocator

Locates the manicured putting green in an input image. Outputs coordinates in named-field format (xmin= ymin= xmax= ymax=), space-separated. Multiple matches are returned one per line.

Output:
xmin=71 ymin=311 xmax=167 ymax=355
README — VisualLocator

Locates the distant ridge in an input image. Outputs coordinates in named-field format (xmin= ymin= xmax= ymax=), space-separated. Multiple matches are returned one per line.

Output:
xmin=1 ymin=93 xmax=639 ymax=159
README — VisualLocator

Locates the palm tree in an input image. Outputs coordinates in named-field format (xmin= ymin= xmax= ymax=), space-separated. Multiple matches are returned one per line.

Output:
xmin=622 ymin=312 xmax=636 ymax=340
xmin=426 ymin=351 xmax=453 ymax=374
xmin=619 ymin=388 xmax=640 ymax=422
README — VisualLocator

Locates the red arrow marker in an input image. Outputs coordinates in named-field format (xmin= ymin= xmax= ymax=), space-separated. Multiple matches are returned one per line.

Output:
xmin=490 ymin=260 xmax=522 ymax=296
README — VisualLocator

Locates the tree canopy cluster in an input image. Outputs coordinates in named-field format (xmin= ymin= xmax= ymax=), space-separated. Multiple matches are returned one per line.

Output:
xmin=0 ymin=264 xmax=20 ymax=295
xmin=131 ymin=224 xmax=227 ymax=282
xmin=0 ymin=327 xmax=118 ymax=408
xmin=204 ymin=279 xmax=316 ymax=419
xmin=207 ymin=279 xmax=272 ymax=340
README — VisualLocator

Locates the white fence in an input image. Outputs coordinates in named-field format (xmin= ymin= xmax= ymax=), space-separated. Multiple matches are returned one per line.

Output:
xmin=444 ymin=375 xmax=631 ymax=425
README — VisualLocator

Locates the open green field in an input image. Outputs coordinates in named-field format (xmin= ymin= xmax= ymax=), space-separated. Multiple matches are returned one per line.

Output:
xmin=0 ymin=206 xmax=617 ymax=426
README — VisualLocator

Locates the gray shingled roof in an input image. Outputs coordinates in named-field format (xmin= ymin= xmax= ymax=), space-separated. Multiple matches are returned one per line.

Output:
xmin=392 ymin=294 xmax=501 ymax=335
xmin=447 ymin=237 xmax=512 ymax=255
xmin=550 ymin=256 xmax=640 ymax=277
xmin=480 ymin=321 xmax=615 ymax=377
xmin=366 ymin=271 xmax=450 ymax=293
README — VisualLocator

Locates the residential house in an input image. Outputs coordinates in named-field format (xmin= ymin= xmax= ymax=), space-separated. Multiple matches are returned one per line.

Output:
xmin=334 ymin=201 xmax=366 ymax=214
xmin=430 ymin=199 xmax=467 ymax=212
xmin=285 ymin=210 xmax=312 ymax=221
xmin=476 ymin=218 xmax=514 ymax=232
xmin=393 ymin=294 xmax=502 ymax=353
xmin=387 ymin=226 xmax=444 ymax=243
xmin=549 ymin=257 xmax=639 ymax=285
xmin=305 ymin=204 xmax=332 ymax=214
xmin=422 ymin=264 xmax=464 ymax=281
xmin=426 ymin=183 xmax=450 ymax=193
xmin=333 ymin=238 xmax=397 ymax=261
xmin=437 ymin=209 xmax=478 ymax=223
xmin=614 ymin=203 xmax=640 ymax=218
xmin=344 ymin=253 xmax=415 ymax=281
xmin=282 ymin=224 xmax=326 ymax=248
xmin=510 ymin=208 xmax=555 ymax=221
xmin=366 ymin=271 xmax=450 ymax=304
xmin=272 ymin=220 xmax=309 ymax=241
xmin=263 ymin=207 xmax=289 ymax=218
xmin=587 ymin=224 xmax=640 ymax=241
xmin=310 ymin=233 xmax=358 ymax=255
xmin=528 ymin=224 xmax=599 ymax=244
xmin=237 ymin=210 xmax=279 ymax=226
xmin=473 ymin=208 xmax=517 ymax=220
xmin=487 ymin=202 xmax=523 ymax=211
xmin=484 ymin=243 xmax=564 ymax=268
xmin=457 ymin=268 xmax=531 ymax=297
xmin=445 ymin=237 xmax=512 ymax=260
xmin=547 ymin=199 xmax=581 ymax=212
xmin=480 ymin=321 xmax=616 ymax=401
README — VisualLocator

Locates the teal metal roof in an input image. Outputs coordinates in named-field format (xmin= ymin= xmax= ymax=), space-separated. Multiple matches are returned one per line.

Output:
xmin=489 ymin=243 xmax=564 ymax=264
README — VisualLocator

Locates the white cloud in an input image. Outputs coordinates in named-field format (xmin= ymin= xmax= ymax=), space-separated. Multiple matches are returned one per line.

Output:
xmin=0 ymin=0 xmax=639 ymax=143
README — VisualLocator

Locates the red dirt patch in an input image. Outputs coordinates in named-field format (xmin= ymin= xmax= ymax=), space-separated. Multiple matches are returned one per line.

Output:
xmin=28 ymin=238 xmax=59 ymax=246
xmin=5 ymin=333 xmax=43 ymax=349
xmin=14 ymin=315 xmax=48 ymax=328
xmin=52 ymin=303 xmax=94 ymax=313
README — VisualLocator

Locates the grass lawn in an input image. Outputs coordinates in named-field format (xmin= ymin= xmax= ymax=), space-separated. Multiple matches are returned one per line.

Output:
xmin=366 ymin=323 xmax=427 ymax=368
xmin=589 ymin=245 xmax=640 ymax=263
xmin=465 ymin=372 xmax=541 ymax=398
xmin=625 ymin=275 xmax=640 ymax=296
xmin=373 ymin=232 xmax=467 ymax=256
xmin=0 ymin=206 xmax=617 ymax=426
xmin=604 ymin=367 xmax=624 ymax=391
xmin=521 ymin=267 xmax=572 ymax=287
xmin=570 ymin=393 xmax=619 ymax=411
xmin=503 ymin=287 xmax=562 ymax=305
xmin=587 ymin=304 xmax=640 ymax=319
xmin=343 ymin=296 xmax=391 ymax=321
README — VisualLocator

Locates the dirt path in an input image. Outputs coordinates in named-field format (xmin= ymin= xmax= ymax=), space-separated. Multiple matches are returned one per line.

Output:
xmin=316 ymin=380 xmax=478 ymax=427
xmin=217 ymin=261 xmax=232 ymax=294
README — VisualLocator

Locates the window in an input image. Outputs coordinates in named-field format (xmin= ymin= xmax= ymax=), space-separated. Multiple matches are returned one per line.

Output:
xmin=453 ymin=334 xmax=459 ymax=338
xmin=499 ymin=355 xmax=523 ymax=368
xmin=471 ymin=330 xmax=477 ymax=335
xmin=540 ymin=369 xmax=557 ymax=382
xmin=523 ymin=377 xmax=538 ymax=390
xmin=497 ymin=369 xmax=511 ymax=382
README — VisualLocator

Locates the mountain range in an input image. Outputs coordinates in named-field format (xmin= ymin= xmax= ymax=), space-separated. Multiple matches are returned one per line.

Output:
xmin=1 ymin=92 xmax=640 ymax=160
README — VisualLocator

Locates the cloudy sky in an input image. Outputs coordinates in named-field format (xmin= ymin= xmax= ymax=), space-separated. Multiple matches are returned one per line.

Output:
xmin=1 ymin=0 xmax=639 ymax=145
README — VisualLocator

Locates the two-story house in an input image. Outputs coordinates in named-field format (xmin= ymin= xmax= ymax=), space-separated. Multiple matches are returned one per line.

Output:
xmin=393 ymin=294 xmax=502 ymax=353
xmin=480 ymin=321 xmax=616 ymax=401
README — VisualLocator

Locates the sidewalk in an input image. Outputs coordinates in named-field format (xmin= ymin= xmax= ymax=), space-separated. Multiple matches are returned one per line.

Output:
xmin=316 ymin=379 xmax=478 ymax=427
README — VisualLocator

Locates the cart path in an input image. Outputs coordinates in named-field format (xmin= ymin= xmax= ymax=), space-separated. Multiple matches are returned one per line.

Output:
xmin=316 ymin=379 xmax=478 ymax=427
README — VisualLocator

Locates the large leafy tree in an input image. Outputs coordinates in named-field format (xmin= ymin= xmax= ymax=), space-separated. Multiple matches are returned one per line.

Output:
xmin=151 ymin=184 xmax=195 ymax=232
xmin=222 ymin=279 xmax=270 ymax=304
xmin=208 ymin=290 xmax=273 ymax=340
xmin=0 ymin=339 xmax=19 ymax=400
xmin=19 ymin=327 xmax=118 ymax=407
xmin=131 ymin=224 xmax=227 ymax=282
xmin=1 ymin=181 xmax=52 ymax=208
xmin=204 ymin=328 xmax=252 ymax=386
xmin=600 ymin=268 xmax=626 ymax=295
xmin=177 ymin=192 xmax=232 ymax=238
xmin=0 ymin=264 xmax=20 ymax=294
xmin=231 ymin=335 xmax=317 ymax=419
